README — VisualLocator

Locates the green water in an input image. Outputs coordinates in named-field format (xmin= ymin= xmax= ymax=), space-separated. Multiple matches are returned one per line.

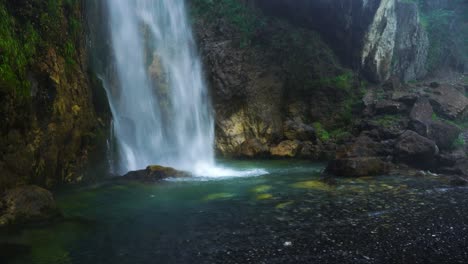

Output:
xmin=2 ymin=160 xmax=468 ymax=264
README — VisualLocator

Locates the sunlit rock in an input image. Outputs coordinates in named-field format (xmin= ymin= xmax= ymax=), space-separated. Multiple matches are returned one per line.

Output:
xmin=270 ymin=140 xmax=302 ymax=158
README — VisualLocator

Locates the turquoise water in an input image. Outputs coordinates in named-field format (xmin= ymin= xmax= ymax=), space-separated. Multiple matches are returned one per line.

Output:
xmin=2 ymin=160 xmax=468 ymax=264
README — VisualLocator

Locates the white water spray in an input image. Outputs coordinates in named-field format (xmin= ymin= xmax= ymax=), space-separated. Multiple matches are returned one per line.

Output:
xmin=104 ymin=0 xmax=214 ymax=174
xmin=103 ymin=0 xmax=266 ymax=178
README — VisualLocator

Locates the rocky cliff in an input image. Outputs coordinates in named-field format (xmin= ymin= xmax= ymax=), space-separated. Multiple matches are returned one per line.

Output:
xmin=191 ymin=0 xmax=468 ymax=167
xmin=0 ymin=0 xmax=104 ymax=191
xmin=253 ymin=0 xmax=430 ymax=83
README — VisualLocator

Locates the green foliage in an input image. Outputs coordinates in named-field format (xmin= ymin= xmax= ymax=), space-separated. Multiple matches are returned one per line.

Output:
xmin=0 ymin=3 xmax=39 ymax=97
xmin=312 ymin=122 xmax=330 ymax=142
xmin=374 ymin=115 xmax=402 ymax=128
xmin=190 ymin=0 xmax=259 ymax=47
xmin=452 ymin=137 xmax=465 ymax=149
xmin=0 ymin=0 xmax=82 ymax=97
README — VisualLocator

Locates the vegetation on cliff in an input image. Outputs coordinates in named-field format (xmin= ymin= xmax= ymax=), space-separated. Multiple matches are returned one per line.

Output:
xmin=0 ymin=0 xmax=100 ymax=191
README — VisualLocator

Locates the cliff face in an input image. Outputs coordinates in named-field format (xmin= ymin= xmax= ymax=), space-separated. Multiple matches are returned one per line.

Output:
xmin=191 ymin=0 xmax=362 ymax=156
xmin=191 ymin=0 xmax=467 ymax=157
xmin=0 ymin=0 xmax=102 ymax=191
xmin=254 ymin=0 xmax=429 ymax=83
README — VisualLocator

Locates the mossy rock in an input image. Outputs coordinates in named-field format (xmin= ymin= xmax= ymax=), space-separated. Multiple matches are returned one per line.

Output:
xmin=123 ymin=165 xmax=191 ymax=182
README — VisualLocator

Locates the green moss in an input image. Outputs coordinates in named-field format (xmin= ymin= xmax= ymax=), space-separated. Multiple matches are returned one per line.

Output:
xmin=191 ymin=0 xmax=259 ymax=47
xmin=313 ymin=122 xmax=330 ymax=142
xmin=374 ymin=115 xmax=402 ymax=128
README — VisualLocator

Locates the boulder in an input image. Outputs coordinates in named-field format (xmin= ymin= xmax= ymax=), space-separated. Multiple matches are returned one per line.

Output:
xmin=428 ymin=85 xmax=468 ymax=119
xmin=124 ymin=165 xmax=190 ymax=182
xmin=298 ymin=141 xmax=321 ymax=160
xmin=270 ymin=140 xmax=302 ymax=158
xmin=283 ymin=120 xmax=316 ymax=141
xmin=375 ymin=100 xmax=406 ymax=115
xmin=326 ymin=157 xmax=388 ymax=177
xmin=395 ymin=130 xmax=438 ymax=169
xmin=0 ymin=185 xmax=61 ymax=226
xmin=410 ymin=97 xmax=433 ymax=122
xmin=238 ymin=138 xmax=269 ymax=158
xmin=427 ymin=120 xmax=461 ymax=150
xmin=438 ymin=149 xmax=466 ymax=167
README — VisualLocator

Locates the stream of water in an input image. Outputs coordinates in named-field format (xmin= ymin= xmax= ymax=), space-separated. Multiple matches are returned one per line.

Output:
xmin=103 ymin=0 xmax=215 ymax=175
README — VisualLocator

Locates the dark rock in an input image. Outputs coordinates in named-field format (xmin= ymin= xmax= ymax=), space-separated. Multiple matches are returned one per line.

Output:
xmin=395 ymin=130 xmax=438 ymax=169
xmin=283 ymin=120 xmax=316 ymax=141
xmin=375 ymin=100 xmax=406 ymax=115
xmin=298 ymin=141 xmax=320 ymax=160
xmin=336 ymin=135 xmax=385 ymax=158
xmin=450 ymin=176 xmax=468 ymax=186
xmin=270 ymin=140 xmax=302 ymax=158
xmin=392 ymin=90 xmax=419 ymax=105
xmin=438 ymin=149 xmax=466 ymax=167
xmin=410 ymin=97 xmax=433 ymax=122
xmin=124 ymin=166 xmax=191 ymax=182
xmin=430 ymin=82 xmax=440 ymax=88
xmin=326 ymin=157 xmax=388 ymax=177
xmin=0 ymin=186 xmax=61 ymax=226
xmin=428 ymin=85 xmax=468 ymax=119
xmin=427 ymin=120 xmax=461 ymax=150
xmin=238 ymin=139 xmax=269 ymax=158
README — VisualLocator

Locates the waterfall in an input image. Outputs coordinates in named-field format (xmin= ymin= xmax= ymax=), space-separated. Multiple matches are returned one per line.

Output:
xmin=103 ymin=0 xmax=215 ymax=174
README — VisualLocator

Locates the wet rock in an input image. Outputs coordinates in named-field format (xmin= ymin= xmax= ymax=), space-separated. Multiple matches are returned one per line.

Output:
xmin=392 ymin=90 xmax=419 ymax=105
xmin=270 ymin=140 xmax=302 ymax=158
xmin=124 ymin=165 xmax=190 ymax=182
xmin=410 ymin=97 xmax=433 ymax=122
xmin=283 ymin=120 xmax=316 ymax=141
xmin=298 ymin=141 xmax=321 ymax=160
xmin=326 ymin=157 xmax=388 ymax=177
xmin=238 ymin=138 xmax=269 ymax=158
xmin=336 ymin=135 xmax=384 ymax=158
xmin=438 ymin=149 xmax=466 ymax=167
xmin=428 ymin=85 xmax=468 ymax=119
xmin=395 ymin=130 xmax=438 ymax=169
xmin=427 ymin=121 xmax=461 ymax=150
xmin=375 ymin=100 xmax=406 ymax=115
xmin=449 ymin=176 xmax=468 ymax=186
xmin=0 ymin=186 xmax=61 ymax=227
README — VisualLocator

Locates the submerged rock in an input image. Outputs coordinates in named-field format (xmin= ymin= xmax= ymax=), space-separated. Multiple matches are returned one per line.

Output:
xmin=327 ymin=157 xmax=388 ymax=177
xmin=0 ymin=185 xmax=61 ymax=227
xmin=123 ymin=165 xmax=191 ymax=182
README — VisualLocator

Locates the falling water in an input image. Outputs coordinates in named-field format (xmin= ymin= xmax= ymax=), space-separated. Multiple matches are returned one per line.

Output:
xmin=103 ymin=0 xmax=215 ymax=174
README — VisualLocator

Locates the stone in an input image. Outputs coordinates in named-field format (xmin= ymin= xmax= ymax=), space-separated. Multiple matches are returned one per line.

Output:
xmin=438 ymin=149 xmax=466 ymax=167
xmin=410 ymin=97 xmax=433 ymax=122
xmin=0 ymin=185 xmax=61 ymax=226
xmin=270 ymin=140 xmax=302 ymax=158
xmin=427 ymin=120 xmax=461 ymax=150
xmin=395 ymin=130 xmax=438 ymax=169
xmin=428 ymin=85 xmax=468 ymax=119
xmin=298 ymin=141 xmax=321 ymax=160
xmin=124 ymin=165 xmax=190 ymax=182
xmin=375 ymin=100 xmax=405 ymax=115
xmin=283 ymin=120 xmax=316 ymax=141
xmin=238 ymin=138 xmax=269 ymax=158
xmin=326 ymin=157 xmax=388 ymax=177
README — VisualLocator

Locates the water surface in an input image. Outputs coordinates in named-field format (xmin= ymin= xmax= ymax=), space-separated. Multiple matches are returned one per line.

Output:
xmin=3 ymin=161 xmax=468 ymax=264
